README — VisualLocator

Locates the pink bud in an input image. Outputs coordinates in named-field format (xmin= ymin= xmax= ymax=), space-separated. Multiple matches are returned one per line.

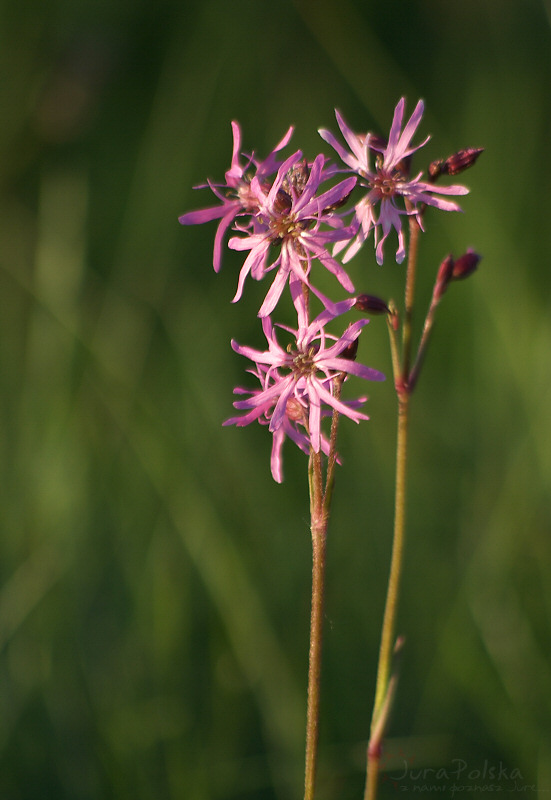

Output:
xmin=434 ymin=254 xmax=455 ymax=302
xmin=442 ymin=147 xmax=484 ymax=176
xmin=451 ymin=249 xmax=481 ymax=280
xmin=286 ymin=397 xmax=304 ymax=422
xmin=354 ymin=294 xmax=390 ymax=314
xmin=339 ymin=338 xmax=359 ymax=362
xmin=428 ymin=159 xmax=444 ymax=181
xmin=429 ymin=148 xmax=484 ymax=181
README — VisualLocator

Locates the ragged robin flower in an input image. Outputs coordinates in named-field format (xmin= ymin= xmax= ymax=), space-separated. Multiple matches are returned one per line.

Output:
xmin=226 ymin=286 xmax=384 ymax=456
xmin=178 ymin=121 xmax=294 ymax=272
xmin=228 ymin=152 xmax=357 ymax=317
xmin=319 ymin=98 xmax=469 ymax=265
xmin=224 ymin=365 xmax=341 ymax=483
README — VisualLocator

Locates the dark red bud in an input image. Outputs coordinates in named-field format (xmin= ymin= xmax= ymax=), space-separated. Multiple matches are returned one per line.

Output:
xmin=451 ymin=249 xmax=481 ymax=280
xmin=428 ymin=148 xmax=484 ymax=183
xmin=354 ymin=294 xmax=390 ymax=314
xmin=434 ymin=254 xmax=455 ymax=301
xmin=273 ymin=188 xmax=292 ymax=214
xmin=339 ymin=338 xmax=359 ymax=362
xmin=428 ymin=159 xmax=444 ymax=181
xmin=368 ymin=133 xmax=386 ymax=151
xmin=443 ymin=148 xmax=485 ymax=178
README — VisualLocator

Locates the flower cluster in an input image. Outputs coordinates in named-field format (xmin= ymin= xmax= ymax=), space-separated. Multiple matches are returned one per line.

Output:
xmin=179 ymin=99 xmax=471 ymax=481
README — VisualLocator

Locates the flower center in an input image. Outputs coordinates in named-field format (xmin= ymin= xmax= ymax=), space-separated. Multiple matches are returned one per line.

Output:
xmin=268 ymin=209 xmax=304 ymax=242
xmin=267 ymin=161 xmax=311 ymax=244
xmin=369 ymin=159 xmax=405 ymax=199
xmin=287 ymin=345 xmax=317 ymax=377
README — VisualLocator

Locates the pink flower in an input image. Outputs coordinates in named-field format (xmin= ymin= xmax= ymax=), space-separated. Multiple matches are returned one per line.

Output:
xmin=228 ymin=152 xmax=357 ymax=316
xmin=319 ymin=98 xmax=469 ymax=265
xmin=224 ymin=365 xmax=337 ymax=483
xmin=226 ymin=288 xmax=384 ymax=456
xmin=178 ymin=121 xmax=294 ymax=272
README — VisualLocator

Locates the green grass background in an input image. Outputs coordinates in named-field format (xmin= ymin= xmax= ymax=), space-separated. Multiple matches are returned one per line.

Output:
xmin=1 ymin=0 xmax=550 ymax=797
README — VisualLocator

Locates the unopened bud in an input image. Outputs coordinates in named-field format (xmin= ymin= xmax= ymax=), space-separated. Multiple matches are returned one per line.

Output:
xmin=286 ymin=397 xmax=304 ymax=422
xmin=451 ymin=248 xmax=481 ymax=281
xmin=282 ymin=159 xmax=310 ymax=196
xmin=445 ymin=147 xmax=484 ymax=175
xmin=339 ymin=338 xmax=359 ymax=362
xmin=354 ymin=294 xmax=389 ymax=314
xmin=430 ymin=148 xmax=484 ymax=181
xmin=273 ymin=188 xmax=292 ymax=214
xmin=368 ymin=133 xmax=386 ymax=151
xmin=434 ymin=254 xmax=455 ymax=302
xmin=428 ymin=159 xmax=444 ymax=181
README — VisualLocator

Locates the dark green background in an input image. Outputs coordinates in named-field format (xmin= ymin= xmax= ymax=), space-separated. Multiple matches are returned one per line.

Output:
xmin=1 ymin=1 xmax=550 ymax=797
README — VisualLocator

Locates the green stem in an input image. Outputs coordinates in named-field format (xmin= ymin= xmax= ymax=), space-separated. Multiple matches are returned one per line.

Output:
xmin=304 ymin=374 xmax=344 ymax=800
xmin=401 ymin=208 xmax=422 ymax=379
xmin=365 ymin=394 xmax=410 ymax=800
xmin=304 ymin=520 xmax=327 ymax=800
xmin=304 ymin=451 xmax=327 ymax=800
xmin=408 ymin=285 xmax=441 ymax=393
xmin=373 ymin=396 xmax=409 ymax=713
xmin=323 ymin=376 xmax=344 ymax=513
xmin=365 ymin=211 xmax=420 ymax=800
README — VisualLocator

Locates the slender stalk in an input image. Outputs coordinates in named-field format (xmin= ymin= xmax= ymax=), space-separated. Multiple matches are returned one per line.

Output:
xmin=323 ymin=376 xmax=344 ymax=513
xmin=364 ymin=394 xmax=410 ymax=800
xmin=364 ymin=212 xmax=420 ymax=800
xmin=401 ymin=206 xmax=422 ymax=378
xmin=373 ymin=397 xmax=409 ymax=714
xmin=304 ymin=519 xmax=328 ymax=800
xmin=386 ymin=305 xmax=401 ymax=388
xmin=408 ymin=282 xmax=442 ymax=393
xmin=304 ymin=451 xmax=328 ymax=800
xmin=304 ymin=357 xmax=348 ymax=800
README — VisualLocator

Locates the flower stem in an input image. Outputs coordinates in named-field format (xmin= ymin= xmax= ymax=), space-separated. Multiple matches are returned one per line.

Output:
xmin=323 ymin=376 xmax=344 ymax=513
xmin=401 ymin=207 xmax=421 ymax=378
xmin=304 ymin=520 xmax=327 ymax=800
xmin=365 ymin=212 xmax=420 ymax=800
xmin=304 ymin=381 xmax=344 ymax=800
xmin=364 ymin=393 xmax=410 ymax=800
xmin=304 ymin=451 xmax=328 ymax=800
